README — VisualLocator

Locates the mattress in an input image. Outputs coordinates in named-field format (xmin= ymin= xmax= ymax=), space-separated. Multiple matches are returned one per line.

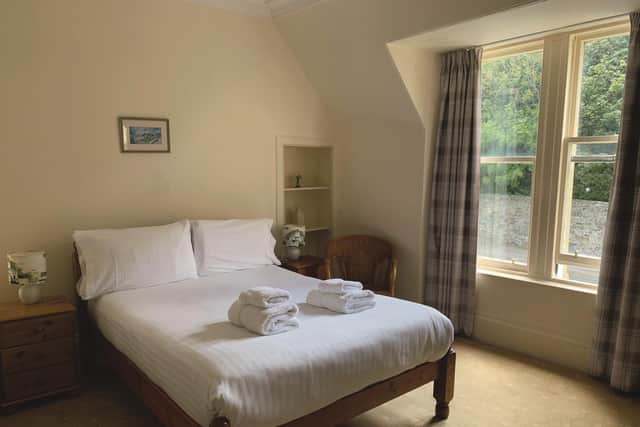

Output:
xmin=89 ymin=266 xmax=454 ymax=427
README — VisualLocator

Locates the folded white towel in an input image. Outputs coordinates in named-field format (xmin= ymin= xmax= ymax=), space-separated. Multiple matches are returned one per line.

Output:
xmin=239 ymin=286 xmax=291 ymax=308
xmin=228 ymin=300 xmax=299 ymax=335
xmin=318 ymin=278 xmax=364 ymax=294
xmin=306 ymin=289 xmax=376 ymax=314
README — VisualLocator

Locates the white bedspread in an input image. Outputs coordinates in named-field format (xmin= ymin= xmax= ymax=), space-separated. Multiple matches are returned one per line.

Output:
xmin=89 ymin=266 xmax=453 ymax=427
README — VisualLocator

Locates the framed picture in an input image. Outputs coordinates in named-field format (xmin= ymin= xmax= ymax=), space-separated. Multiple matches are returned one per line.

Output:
xmin=119 ymin=117 xmax=170 ymax=153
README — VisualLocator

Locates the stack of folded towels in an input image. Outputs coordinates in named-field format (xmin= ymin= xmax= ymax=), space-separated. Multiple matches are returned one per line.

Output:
xmin=306 ymin=278 xmax=376 ymax=314
xmin=228 ymin=286 xmax=299 ymax=335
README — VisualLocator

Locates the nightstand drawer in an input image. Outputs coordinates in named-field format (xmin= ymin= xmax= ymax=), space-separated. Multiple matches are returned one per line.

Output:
xmin=0 ymin=313 xmax=75 ymax=349
xmin=1 ymin=338 xmax=75 ymax=374
xmin=3 ymin=362 xmax=76 ymax=402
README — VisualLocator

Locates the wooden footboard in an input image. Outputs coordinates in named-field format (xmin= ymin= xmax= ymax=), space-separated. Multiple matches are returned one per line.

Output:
xmin=93 ymin=330 xmax=455 ymax=427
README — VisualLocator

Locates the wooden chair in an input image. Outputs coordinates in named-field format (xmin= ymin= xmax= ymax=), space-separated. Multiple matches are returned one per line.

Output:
xmin=325 ymin=235 xmax=397 ymax=296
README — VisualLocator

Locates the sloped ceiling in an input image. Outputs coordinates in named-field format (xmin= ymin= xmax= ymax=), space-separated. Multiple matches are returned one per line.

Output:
xmin=273 ymin=0 xmax=536 ymax=126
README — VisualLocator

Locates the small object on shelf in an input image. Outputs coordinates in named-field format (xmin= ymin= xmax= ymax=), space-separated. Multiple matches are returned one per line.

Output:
xmin=295 ymin=173 xmax=302 ymax=188
xmin=0 ymin=297 xmax=80 ymax=411
xmin=7 ymin=251 xmax=47 ymax=305
xmin=282 ymin=255 xmax=326 ymax=279
xmin=296 ymin=207 xmax=305 ymax=227
xmin=282 ymin=224 xmax=305 ymax=261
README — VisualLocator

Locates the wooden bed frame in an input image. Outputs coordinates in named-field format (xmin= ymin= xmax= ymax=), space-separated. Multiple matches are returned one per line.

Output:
xmin=74 ymin=252 xmax=455 ymax=427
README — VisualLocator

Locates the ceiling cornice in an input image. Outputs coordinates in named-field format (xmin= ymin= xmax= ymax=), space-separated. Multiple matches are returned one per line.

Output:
xmin=188 ymin=0 xmax=323 ymax=17
xmin=265 ymin=0 xmax=323 ymax=17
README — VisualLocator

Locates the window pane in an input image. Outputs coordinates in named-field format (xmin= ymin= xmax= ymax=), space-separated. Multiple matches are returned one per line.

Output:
xmin=481 ymin=50 xmax=543 ymax=156
xmin=567 ymin=161 xmax=613 ymax=257
xmin=478 ymin=163 xmax=533 ymax=263
xmin=575 ymin=143 xmax=617 ymax=156
xmin=578 ymin=34 xmax=629 ymax=136
xmin=556 ymin=264 xmax=599 ymax=284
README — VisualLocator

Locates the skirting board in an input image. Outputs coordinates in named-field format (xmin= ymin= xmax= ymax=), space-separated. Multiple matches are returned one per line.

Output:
xmin=473 ymin=314 xmax=591 ymax=373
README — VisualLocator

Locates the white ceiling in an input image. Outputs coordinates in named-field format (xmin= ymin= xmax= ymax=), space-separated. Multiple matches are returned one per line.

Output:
xmin=189 ymin=0 xmax=324 ymax=17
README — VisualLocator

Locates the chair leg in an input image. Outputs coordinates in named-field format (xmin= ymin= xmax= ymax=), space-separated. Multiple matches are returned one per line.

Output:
xmin=210 ymin=416 xmax=231 ymax=427
xmin=433 ymin=349 xmax=456 ymax=419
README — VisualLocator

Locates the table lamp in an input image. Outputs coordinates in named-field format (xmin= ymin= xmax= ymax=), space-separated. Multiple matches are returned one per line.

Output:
xmin=7 ymin=251 xmax=47 ymax=304
xmin=282 ymin=225 xmax=305 ymax=261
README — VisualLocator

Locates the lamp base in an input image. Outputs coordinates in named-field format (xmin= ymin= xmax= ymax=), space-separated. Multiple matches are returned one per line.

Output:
xmin=286 ymin=246 xmax=301 ymax=261
xmin=18 ymin=284 xmax=41 ymax=305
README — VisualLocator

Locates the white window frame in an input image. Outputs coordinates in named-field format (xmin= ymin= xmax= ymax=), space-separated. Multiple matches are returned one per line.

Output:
xmin=478 ymin=20 xmax=630 ymax=288
xmin=554 ymin=23 xmax=629 ymax=283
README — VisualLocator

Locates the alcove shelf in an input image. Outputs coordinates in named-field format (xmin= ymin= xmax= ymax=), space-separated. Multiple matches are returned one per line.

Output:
xmin=284 ymin=186 xmax=330 ymax=192
xmin=276 ymin=136 xmax=333 ymax=259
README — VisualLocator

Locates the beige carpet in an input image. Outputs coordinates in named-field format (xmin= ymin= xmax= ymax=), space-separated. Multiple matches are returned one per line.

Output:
xmin=3 ymin=338 xmax=638 ymax=427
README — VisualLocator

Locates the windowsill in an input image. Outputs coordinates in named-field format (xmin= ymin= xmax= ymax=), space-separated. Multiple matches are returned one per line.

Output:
xmin=477 ymin=267 xmax=597 ymax=295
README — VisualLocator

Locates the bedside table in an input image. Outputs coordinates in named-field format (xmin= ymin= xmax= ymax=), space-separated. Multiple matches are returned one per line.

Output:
xmin=0 ymin=297 xmax=80 ymax=411
xmin=282 ymin=255 xmax=326 ymax=279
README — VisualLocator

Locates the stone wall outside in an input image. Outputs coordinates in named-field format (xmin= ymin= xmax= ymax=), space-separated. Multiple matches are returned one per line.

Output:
xmin=478 ymin=194 xmax=608 ymax=261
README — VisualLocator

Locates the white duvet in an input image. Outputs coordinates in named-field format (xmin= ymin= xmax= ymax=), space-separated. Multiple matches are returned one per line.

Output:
xmin=89 ymin=266 xmax=454 ymax=427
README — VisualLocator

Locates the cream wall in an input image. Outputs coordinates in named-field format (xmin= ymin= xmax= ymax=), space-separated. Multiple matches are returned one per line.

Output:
xmin=0 ymin=0 xmax=332 ymax=303
xmin=332 ymin=118 xmax=426 ymax=301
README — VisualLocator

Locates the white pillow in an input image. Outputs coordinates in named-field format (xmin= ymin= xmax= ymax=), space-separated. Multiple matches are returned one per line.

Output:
xmin=73 ymin=220 xmax=197 ymax=300
xmin=191 ymin=219 xmax=281 ymax=275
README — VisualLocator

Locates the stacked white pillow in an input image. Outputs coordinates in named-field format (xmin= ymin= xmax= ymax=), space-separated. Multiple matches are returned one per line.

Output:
xmin=74 ymin=220 xmax=197 ymax=300
xmin=191 ymin=218 xmax=281 ymax=275
xmin=73 ymin=218 xmax=281 ymax=300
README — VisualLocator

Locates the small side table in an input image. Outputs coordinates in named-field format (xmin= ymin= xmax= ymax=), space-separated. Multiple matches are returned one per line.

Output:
xmin=0 ymin=297 xmax=80 ymax=412
xmin=282 ymin=255 xmax=326 ymax=279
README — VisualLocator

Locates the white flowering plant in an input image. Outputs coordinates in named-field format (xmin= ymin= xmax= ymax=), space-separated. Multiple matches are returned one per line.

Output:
xmin=282 ymin=225 xmax=306 ymax=248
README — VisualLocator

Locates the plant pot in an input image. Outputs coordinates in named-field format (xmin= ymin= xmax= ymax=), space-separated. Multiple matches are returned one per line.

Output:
xmin=286 ymin=246 xmax=301 ymax=261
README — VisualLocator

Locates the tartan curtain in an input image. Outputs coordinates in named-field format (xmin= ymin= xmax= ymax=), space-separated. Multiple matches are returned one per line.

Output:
xmin=591 ymin=12 xmax=640 ymax=393
xmin=424 ymin=48 xmax=482 ymax=336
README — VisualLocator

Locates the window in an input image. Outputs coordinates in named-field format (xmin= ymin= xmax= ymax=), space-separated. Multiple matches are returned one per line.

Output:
xmin=479 ymin=45 xmax=543 ymax=269
xmin=478 ymin=21 xmax=630 ymax=287
xmin=555 ymin=28 xmax=629 ymax=284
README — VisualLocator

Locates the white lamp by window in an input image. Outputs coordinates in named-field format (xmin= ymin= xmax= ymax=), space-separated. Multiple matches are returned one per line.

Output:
xmin=7 ymin=251 xmax=47 ymax=304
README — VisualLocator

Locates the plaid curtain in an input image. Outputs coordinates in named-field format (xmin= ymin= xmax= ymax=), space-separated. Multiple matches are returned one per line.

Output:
xmin=424 ymin=48 xmax=482 ymax=336
xmin=592 ymin=12 xmax=640 ymax=393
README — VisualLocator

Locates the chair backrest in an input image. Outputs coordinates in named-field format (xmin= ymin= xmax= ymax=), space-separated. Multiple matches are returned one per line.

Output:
xmin=326 ymin=235 xmax=394 ymax=293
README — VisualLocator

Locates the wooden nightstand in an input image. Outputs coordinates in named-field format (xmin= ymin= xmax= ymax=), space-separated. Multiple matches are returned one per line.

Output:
xmin=0 ymin=297 xmax=80 ymax=412
xmin=282 ymin=255 xmax=326 ymax=279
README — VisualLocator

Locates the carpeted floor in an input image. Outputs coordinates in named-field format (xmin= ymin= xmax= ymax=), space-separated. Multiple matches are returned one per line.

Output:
xmin=3 ymin=338 xmax=638 ymax=427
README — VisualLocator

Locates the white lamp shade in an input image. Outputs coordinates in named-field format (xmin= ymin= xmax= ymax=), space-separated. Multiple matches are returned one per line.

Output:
xmin=7 ymin=251 xmax=47 ymax=286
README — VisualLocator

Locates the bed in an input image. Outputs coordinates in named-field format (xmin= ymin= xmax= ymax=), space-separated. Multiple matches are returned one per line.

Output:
xmin=77 ymin=262 xmax=456 ymax=427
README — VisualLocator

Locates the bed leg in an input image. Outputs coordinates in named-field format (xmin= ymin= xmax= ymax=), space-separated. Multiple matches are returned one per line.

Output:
xmin=433 ymin=348 xmax=456 ymax=419
xmin=210 ymin=416 xmax=230 ymax=427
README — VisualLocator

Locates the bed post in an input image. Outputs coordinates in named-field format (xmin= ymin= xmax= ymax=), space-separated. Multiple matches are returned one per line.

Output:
xmin=433 ymin=348 xmax=456 ymax=419
xmin=210 ymin=416 xmax=231 ymax=427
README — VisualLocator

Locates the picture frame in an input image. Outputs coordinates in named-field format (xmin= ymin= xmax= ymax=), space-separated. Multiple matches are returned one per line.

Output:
xmin=119 ymin=117 xmax=170 ymax=153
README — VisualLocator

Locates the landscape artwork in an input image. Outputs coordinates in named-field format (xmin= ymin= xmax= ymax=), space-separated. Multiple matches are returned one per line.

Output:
xmin=129 ymin=126 xmax=162 ymax=145
xmin=119 ymin=117 xmax=170 ymax=152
